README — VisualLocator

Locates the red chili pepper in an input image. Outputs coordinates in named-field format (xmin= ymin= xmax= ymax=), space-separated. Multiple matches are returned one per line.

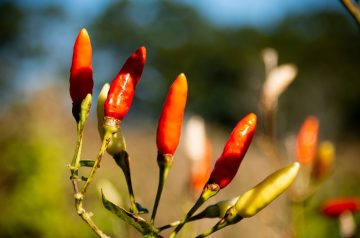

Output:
xmin=322 ymin=198 xmax=360 ymax=217
xmin=69 ymin=28 xmax=93 ymax=119
xmin=156 ymin=73 xmax=188 ymax=155
xmin=296 ymin=116 xmax=319 ymax=165
xmin=104 ymin=47 xmax=146 ymax=121
xmin=208 ymin=113 xmax=257 ymax=189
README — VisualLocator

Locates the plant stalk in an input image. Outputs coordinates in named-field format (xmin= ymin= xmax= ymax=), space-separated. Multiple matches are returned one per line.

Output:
xmin=169 ymin=183 xmax=220 ymax=238
xmin=151 ymin=154 xmax=173 ymax=224
xmin=82 ymin=132 xmax=112 ymax=194
xmin=113 ymin=151 xmax=138 ymax=213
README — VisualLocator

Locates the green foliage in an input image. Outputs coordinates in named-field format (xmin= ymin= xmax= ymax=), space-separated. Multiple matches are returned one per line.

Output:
xmin=91 ymin=2 xmax=360 ymax=135
xmin=0 ymin=107 xmax=95 ymax=237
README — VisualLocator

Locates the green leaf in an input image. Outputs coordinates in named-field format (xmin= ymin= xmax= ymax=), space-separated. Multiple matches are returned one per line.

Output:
xmin=101 ymin=191 xmax=158 ymax=236
xmin=79 ymin=160 xmax=95 ymax=167
xmin=102 ymin=191 xmax=144 ymax=232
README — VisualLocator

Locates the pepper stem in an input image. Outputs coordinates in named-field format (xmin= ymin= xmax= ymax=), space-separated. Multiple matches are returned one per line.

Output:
xmin=195 ymin=209 xmax=242 ymax=238
xmin=69 ymin=95 xmax=110 ymax=238
xmin=157 ymin=221 xmax=181 ymax=232
xmin=169 ymin=183 xmax=220 ymax=238
xmin=82 ymin=131 xmax=112 ymax=195
xmin=113 ymin=150 xmax=138 ymax=213
xmin=150 ymin=153 xmax=173 ymax=224
xmin=195 ymin=219 xmax=228 ymax=238
xmin=70 ymin=94 xmax=92 ymax=176
xmin=70 ymin=122 xmax=84 ymax=178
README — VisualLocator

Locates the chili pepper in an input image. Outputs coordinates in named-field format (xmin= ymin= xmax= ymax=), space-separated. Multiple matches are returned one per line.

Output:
xmin=97 ymin=83 xmax=126 ymax=156
xmin=296 ymin=116 xmax=319 ymax=165
xmin=69 ymin=28 xmax=93 ymax=121
xmin=322 ymin=198 xmax=360 ymax=217
xmin=156 ymin=73 xmax=188 ymax=155
xmin=313 ymin=141 xmax=335 ymax=181
xmin=104 ymin=47 xmax=146 ymax=129
xmin=235 ymin=162 xmax=300 ymax=218
xmin=207 ymin=113 xmax=257 ymax=189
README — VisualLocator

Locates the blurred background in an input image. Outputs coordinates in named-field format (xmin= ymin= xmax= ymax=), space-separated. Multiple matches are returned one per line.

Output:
xmin=0 ymin=0 xmax=359 ymax=237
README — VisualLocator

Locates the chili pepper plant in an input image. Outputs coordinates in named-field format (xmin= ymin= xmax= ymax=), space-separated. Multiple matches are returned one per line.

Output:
xmin=68 ymin=29 xmax=301 ymax=238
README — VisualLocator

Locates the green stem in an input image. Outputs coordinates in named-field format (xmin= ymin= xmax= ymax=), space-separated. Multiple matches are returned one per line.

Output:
xmin=70 ymin=94 xmax=92 ymax=177
xmin=169 ymin=183 xmax=220 ymax=238
xmin=195 ymin=219 xmax=228 ymax=238
xmin=151 ymin=154 xmax=173 ymax=224
xmin=158 ymin=212 xmax=204 ymax=232
xmin=70 ymin=122 xmax=84 ymax=177
xmin=82 ymin=131 xmax=112 ymax=195
xmin=75 ymin=193 xmax=110 ymax=238
xmin=158 ymin=221 xmax=181 ymax=232
xmin=195 ymin=210 xmax=242 ymax=238
xmin=113 ymin=151 xmax=138 ymax=213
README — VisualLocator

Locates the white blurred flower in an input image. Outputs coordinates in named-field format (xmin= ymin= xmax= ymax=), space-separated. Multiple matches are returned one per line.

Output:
xmin=262 ymin=64 xmax=297 ymax=109
xmin=262 ymin=47 xmax=278 ymax=76
xmin=185 ymin=115 xmax=212 ymax=193
xmin=339 ymin=210 xmax=356 ymax=238
xmin=185 ymin=116 xmax=207 ymax=162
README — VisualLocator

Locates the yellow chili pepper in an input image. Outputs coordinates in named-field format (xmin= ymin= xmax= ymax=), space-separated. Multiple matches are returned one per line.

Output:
xmin=313 ymin=141 xmax=335 ymax=181
xmin=235 ymin=162 xmax=300 ymax=217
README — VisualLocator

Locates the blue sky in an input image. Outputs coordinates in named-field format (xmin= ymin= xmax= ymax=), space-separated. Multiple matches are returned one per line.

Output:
xmin=19 ymin=0 xmax=342 ymax=28
xmin=181 ymin=0 xmax=341 ymax=27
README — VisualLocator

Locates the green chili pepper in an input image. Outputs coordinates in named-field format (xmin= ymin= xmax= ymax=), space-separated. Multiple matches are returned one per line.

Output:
xmin=235 ymin=162 xmax=300 ymax=217
xmin=196 ymin=162 xmax=300 ymax=238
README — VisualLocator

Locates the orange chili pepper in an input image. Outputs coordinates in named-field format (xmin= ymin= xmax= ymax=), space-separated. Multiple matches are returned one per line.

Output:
xmin=322 ymin=198 xmax=360 ymax=217
xmin=208 ymin=113 xmax=257 ymax=189
xmin=156 ymin=73 xmax=188 ymax=155
xmin=104 ymin=47 xmax=146 ymax=121
xmin=296 ymin=116 xmax=319 ymax=164
xmin=69 ymin=28 xmax=93 ymax=120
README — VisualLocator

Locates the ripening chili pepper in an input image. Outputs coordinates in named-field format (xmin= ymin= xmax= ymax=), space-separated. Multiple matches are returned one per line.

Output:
xmin=322 ymin=198 xmax=360 ymax=217
xmin=69 ymin=28 xmax=93 ymax=121
xmin=97 ymin=83 xmax=126 ymax=156
xmin=235 ymin=162 xmax=300 ymax=218
xmin=296 ymin=116 xmax=319 ymax=164
xmin=104 ymin=47 xmax=146 ymax=124
xmin=156 ymin=73 xmax=188 ymax=155
xmin=313 ymin=141 xmax=335 ymax=181
xmin=207 ymin=113 xmax=257 ymax=189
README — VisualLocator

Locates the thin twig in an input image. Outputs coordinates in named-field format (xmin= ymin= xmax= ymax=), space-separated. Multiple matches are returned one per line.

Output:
xmin=341 ymin=0 xmax=360 ymax=25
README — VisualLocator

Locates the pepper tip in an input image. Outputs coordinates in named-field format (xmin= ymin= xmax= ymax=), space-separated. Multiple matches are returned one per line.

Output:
xmin=246 ymin=113 xmax=257 ymax=125
xmin=79 ymin=28 xmax=90 ymax=40
xmin=138 ymin=46 xmax=147 ymax=59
